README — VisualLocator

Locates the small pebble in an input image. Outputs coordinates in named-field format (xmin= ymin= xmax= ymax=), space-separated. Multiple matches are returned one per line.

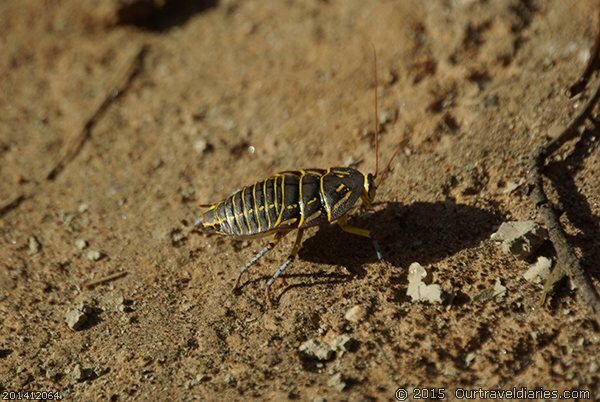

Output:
xmin=378 ymin=108 xmax=397 ymax=125
xmin=75 ymin=239 xmax=88 ymax=250
xmin=406 ymin=262 xmax=443 ymax=304
xmin=299 ymin=339 xmax=334 ymax=361
xmin=45 ymin=368 xmax=58 ymax=381
xmin=65 ymin=308 xmax=89 ymax=331
xmin=65 ymin=302 xmax=95 ymax=331
xmin=170 ymin=229 xmax=187 ymax=247
xmin=86 ymin=250 xmax=102 ymax=261
xmin=465 ymin=352 xmax=476 ymax=366
xmin=223 ymin=373 xmax=236 ymax=386
xmin=72 ymin=364 xmax=94 ymax=382
xmin=523 ymin=256 xmax=552 ymax=284
xmin=342 ymin=155 xmax=360 ymax=167
xmin=78 ymin=203 xmax=89 ymax=213
xmin=474 ymin=279 xmax=507 ymax=303
xmin=502 ymin=179 xmax=523 ymax=194
xmin=328 ymin=334 xmax=358 ymax=354
xmin=60 ymin=212 xmax=75 ymax=225
xmin=490 ymin=221 xmax=548 ymax=260
xmin=28 ymin=236 xmax=41 ymax=255
xmin=344 ymin=305 xmax=366 ymax=323
xmin=151 ymin=158 xmax=164 ymax=170
xmin=118 ymin=303 xmax=134 ymax=313
xmin=493 ymin=279 xmax=507 ymax=302
xmin=327 ymin=373 xmax=347 ymax=391
xmin=189 ymin=374 xmax=208 ymax=387
xmin=193 ymin=138 xmax=208 ymax=154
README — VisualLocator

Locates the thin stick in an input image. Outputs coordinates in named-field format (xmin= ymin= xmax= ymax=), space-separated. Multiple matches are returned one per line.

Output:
xmin=527 ymin=82 xmax=600 ymax=321
xmin=83 ymin=271 xmax=128 ymax=289
xmin=47 ymin=45 xmax=148 ymax=181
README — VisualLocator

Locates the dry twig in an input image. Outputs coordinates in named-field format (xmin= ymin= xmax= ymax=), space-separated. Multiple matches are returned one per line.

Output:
xmin=528 ymin=9 xmax=600 ymax=323
xmin=83 ymin=271 xmax=128 ymax=289
xmin=528 ymin=84 xmax=600 ymax=321
xmin=46 ymin=45 xmax=148 ymax=181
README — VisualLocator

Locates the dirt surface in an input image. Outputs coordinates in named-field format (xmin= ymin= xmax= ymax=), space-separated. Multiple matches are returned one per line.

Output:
xmin=1 ymin=0 xmax=599 ymax=400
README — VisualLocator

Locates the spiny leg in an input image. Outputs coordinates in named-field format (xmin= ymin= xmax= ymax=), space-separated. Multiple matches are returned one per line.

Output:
xmin=338 ymin=215 xmax=383 ymax=260
xmin=234 ymin=231 xmax=287 ymax=291
xmin=266 ymin=229 xmax=305 ymax=303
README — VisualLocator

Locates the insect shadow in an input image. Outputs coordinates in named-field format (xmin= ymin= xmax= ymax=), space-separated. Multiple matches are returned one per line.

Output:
xmin=118 ymin=0 xmax=219 ymax=32
xmin=297 ymin=200 xmax=502 ymax=275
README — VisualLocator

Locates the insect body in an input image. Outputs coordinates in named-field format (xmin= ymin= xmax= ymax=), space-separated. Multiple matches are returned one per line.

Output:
xmin=196 ymin=48 xmax=397 ymax=303
xmin=201 ymin=167 xmax=373 ymax=236
xmin=199 ymin=167 xmax=382 ymax=301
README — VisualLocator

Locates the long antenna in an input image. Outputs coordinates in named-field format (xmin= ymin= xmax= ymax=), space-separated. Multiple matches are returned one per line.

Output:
xmin=376 ymin=137 xmax=408 ymax=188
xmin=371 ymin=43 xmax=380 ymax=178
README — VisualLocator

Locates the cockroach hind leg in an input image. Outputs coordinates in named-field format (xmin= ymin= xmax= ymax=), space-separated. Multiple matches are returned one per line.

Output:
xmin=233 ymin=245 xmax=271 ymax=293
xmin=266 ymin=258 xmax=293 ymax=287
xmin=264 ymin=257 xmax=295 ymax=305
xmin=233 ymin=232 xmax=287 ymax=294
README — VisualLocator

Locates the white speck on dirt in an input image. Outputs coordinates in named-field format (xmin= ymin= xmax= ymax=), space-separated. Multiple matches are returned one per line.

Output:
xmin=524 ymin=256 xmax=552 ymax=284
xmin=406 ymin=262 xmax=443 ymax=304
xmin=193 ymin=138 xmax=208 ymax=154
xmin=27 ymin=236 xmax=41 ymax=255
xmin=86 ymin=250 xmax=102 ymax=261
xmin=327 ymin=372 xmax=347 ymax=391
xmin=75 ymin=239 xmax=88 ymax=250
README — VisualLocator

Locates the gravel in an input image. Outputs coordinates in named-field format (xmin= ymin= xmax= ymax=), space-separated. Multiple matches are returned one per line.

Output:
xmin=344 ymin=305 xmax=366 ymax=323
xmin=27 ymin=236 xmax=41 ymax=255
xmin=86 ymin=250 xmax=102 ymax=261
xmin=65 ymin=303 xmax=94 ymax=331
xmin=406 ymin=262 xmax=443 ymax=304
xmin=327 ymin=372 xmax=347 ymax=391
xmin=298 ymin=339 xmax=334 ymax=361
xmin=72 ymin=364 xmax=94 ymax=382
xmin=490 ymin=221 xmax=548 ymax=260
xmin=524 ymin=256 xmax=552 ymax=284
xmin=75 ymin=239 xmax=88 ymax=250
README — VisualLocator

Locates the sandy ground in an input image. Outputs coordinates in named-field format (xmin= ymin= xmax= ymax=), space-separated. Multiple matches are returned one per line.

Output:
xmin=1 ymin=0 xmax=599 ymax=400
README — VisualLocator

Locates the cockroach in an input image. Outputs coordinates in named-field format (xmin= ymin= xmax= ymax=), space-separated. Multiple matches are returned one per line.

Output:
xmin=196 ymin=48 xmax=401 ymax=303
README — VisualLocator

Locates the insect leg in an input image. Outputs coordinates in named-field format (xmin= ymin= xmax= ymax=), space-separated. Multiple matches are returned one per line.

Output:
xmin=337 ymin=215 xmax=383 ymax=260
xmin=266 ymin=229 xmax=305 ymax=303
xmin=234 ymin=231 xmax=287 ymax=291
